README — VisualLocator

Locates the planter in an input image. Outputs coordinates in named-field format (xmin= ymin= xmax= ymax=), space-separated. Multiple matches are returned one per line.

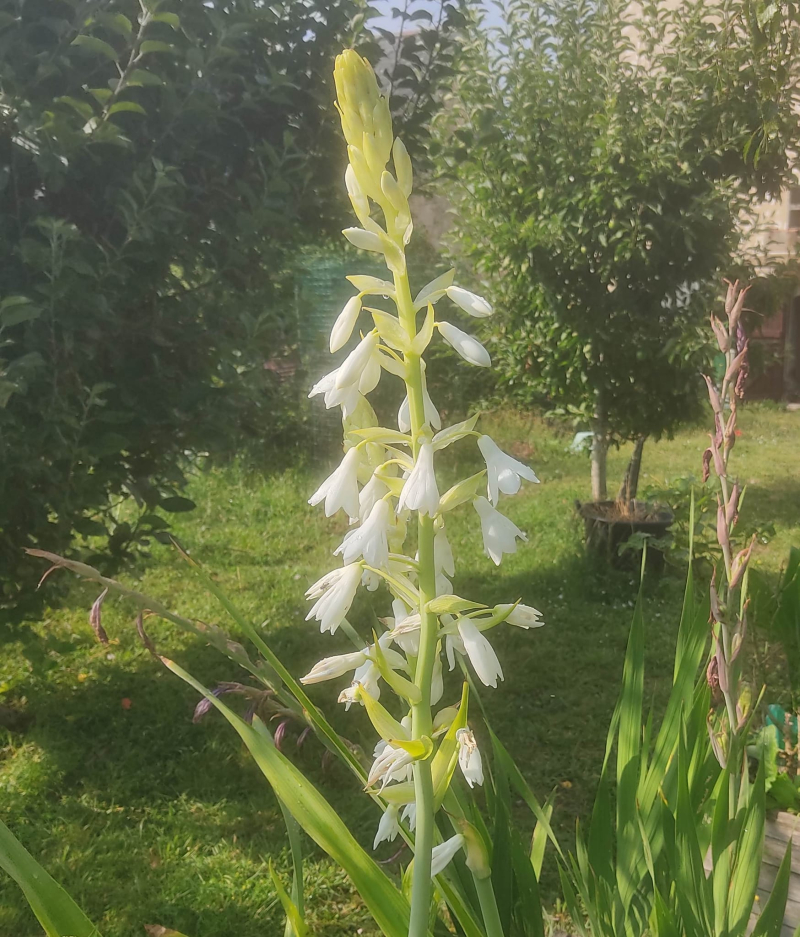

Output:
xmin=576 ymin=499 xmax=674 ymax=570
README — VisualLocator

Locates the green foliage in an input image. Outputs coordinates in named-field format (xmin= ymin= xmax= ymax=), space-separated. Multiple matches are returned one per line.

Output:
xmin=0 ymin=0 xmax=465 ymax=615
xmin=434 ymin=0 xmax=800 ymax=478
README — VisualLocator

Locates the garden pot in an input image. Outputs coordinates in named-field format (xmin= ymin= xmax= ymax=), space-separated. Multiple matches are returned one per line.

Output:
xmin=576 ymin=499 xmax=674 ymax=570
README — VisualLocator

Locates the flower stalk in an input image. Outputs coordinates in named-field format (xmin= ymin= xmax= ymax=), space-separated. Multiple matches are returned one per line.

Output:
xmin=305 ymin=49 xmax=543 ymax=935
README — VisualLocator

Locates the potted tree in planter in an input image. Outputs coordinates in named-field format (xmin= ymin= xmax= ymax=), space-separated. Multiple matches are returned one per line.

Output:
xmin=434 ymin=0 xmax=798 ymax=561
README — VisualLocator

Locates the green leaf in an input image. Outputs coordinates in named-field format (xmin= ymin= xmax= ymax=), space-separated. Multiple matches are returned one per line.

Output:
xmin=139 ymin=40 xmax=173 ymax=55
xmin=71 ymin=34 xmax=119 ymax=61
xmin=269 ymin=861 xmax=308 ymax=937
xmin=0 ymin=818 xmax=102 ymax=937
xmin=0 ymin=297 xmax=42 ymax=327
xmin=162 ymin=660 xmax=411 ymax=937
xmin=751 ymin=839 xmax=792 ymax=937
xmin=370 ymin=309 xmax=410 ymax=352
xmin=150 ymin=11 xmax=181 ymax=29
xmin=125 ymin=69 xmax=163 ymax=87
xmin=728 ymin=757 xmax=767 ymax=933
xmin=159 ymin=496 xmax=196 ymax=513
xmin=107 ymin=101 xmax=147 ymax=116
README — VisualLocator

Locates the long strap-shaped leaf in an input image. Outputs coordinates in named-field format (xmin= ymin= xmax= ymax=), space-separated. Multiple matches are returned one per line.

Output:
xmin=163 ymin=658 xmax=415 ymax=937
xmin=0 ymin=818 xmax=101 ymax=937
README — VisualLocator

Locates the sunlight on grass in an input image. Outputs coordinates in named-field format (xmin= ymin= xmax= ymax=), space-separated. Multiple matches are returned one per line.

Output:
xmin=2 ymin=404 xmax=798 ymax=936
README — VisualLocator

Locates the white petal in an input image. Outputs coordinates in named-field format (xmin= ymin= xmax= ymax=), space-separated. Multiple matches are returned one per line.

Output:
xmin=434 ymin=529 xmax=455 ymax=577
xmin=438 ymin=321 xmax=491 ymax=368
xmin=473 ymin=496 xmax=527 ymax=565
xmin=373 ymin=805 xmax=401 ymax=850
xmin=300 ymin=650 xmax=367 ymax=684
xmin=398 ymin=443 xmax=440 ymax=517
xmin=330 ymin=296 xmax=363 ymax=353
xmin=308 ymin=447 xmax=361 ymax=519
xmin=343 ymin=227 xmax=384 ymax=253
xmin=337 ymin=332 xmax=379 ymax=389
xmin=458 ymin=617 xmax=504 ymax=687
xmin=398 ymin=395 xmax=411 ymax=432
xmin=446 ymin=285 xmax=493 ymax=317
xmin=430 ymin=834 xmax=465 ymax=877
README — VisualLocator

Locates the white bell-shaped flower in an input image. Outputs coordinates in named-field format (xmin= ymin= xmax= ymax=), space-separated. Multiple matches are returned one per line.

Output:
xmin=330 ymin=295 xmax=362 ymax=353
xmin=305 ymin=563 xmax=362 ymax=634
xmin=477 ymin=435 xmax=539 ymax=505
xmin=358 ymin=350 xmax=382 ymax=395
xmin=397 ymin=388 xmax=441 ymax=432
xmin=389 ymin=600 xmax=420 ymax=656
xmin=458 ymin=617 xmax=504 ymax=687
xmin=300 ymin=649 xmax=367 ymax=684
xmin=430 ymin=834 xmax=465 ymax=877
xmin=368 ymin=741 xmax=414 ymax=791
xmin=434 ymin=528 xmax=455 ymax=577
xmin=308 ymin=447 xmax=361 ymax=519
xmin=373 ymin=805 xmax=401 ymax=850
xmin=359 ymin=474 xmax=388 ymax=521
xmin=308 ymin=367 xmax=362 ymax=417
xmin=431 ymin=650 xmax=444 ymax=706
xmin=335 ymin=499 xmax=390 ymax=568
xmin=398 ymin=443 xmax=440 ymax=517
xmin=456 ymin=727 xmax=484 ymax=787
xmin=473 ymin=496 xmax=527 ymax=566
xmin=401 ymin=801 xmax=417 ymax=831
xmin=446 ymin=285 xmax=493 ymax=318
xmin=495 ymin=603 xmax=544 ymax=629
xmin=437 ymin=321 xmax=491 ymax=367
xmin=336 ymin=331 xmax=379 ymax=389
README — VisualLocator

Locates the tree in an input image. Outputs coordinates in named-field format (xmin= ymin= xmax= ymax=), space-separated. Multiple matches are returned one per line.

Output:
xmin=0 ymin=0 xmax=467 ymax=615
xmin=434 ymin=0 xmax=799 ymax=500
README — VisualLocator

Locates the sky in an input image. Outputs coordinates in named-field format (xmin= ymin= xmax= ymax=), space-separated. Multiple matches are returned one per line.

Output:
xmin=369 ymin=0 xmax=506 ymax=33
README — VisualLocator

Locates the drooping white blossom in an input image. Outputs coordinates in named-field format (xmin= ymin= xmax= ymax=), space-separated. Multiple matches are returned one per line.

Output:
xmin=389 ymin=600 xmax=420 ymax=656
xmin=397 ymin=387 xmax=441 ymax=433
xmin=430 ymin=834 xmax=465 ymax=876
xmin=495 ymin=603 xmax=544 ymax=629
xmin=437 ymin=321 xmax=491 ymax=367
xmin=305 ymin=563 xmax=362 ymax=634
xmin=458 ymin=617 xmax=504 ymax=687
xmin=359 ymin=474 xmax=388 ymax=521
xmin=300 ymin=649 xmax=367 ymax=684
xmin=308 ymin=367 xmax=362 ymax=417
xmin=373 ymin=805 xmax=401 ymax=850
xmin=456 ymin=727 xmax=484 ymax=787
xmin=368 ymin=741 xmax=414 ymax=790
xmin=477 ymin=435 xmax=539 ymax=505
xmin=308 ymin=447 xmax=362 ymax=519
xmin=335 ymin=499 xmax=391 ymax=568
xmin=330 ymin=295 xmax=363 ymax=353
xmin=445 ymin=631 xmax=466 ymax=671
xmin=473 ymin=496 xmax=527 ymax=565
xmin=431 ymin=651 xmax=444 ymax=706
xmin=336 ymin=331 xmax=379 ymax=389
xmin=398 ymin=443 xmax=440 ymax=517
xmin=434 ymin=529 xmax=455 ymax=577
xmin=446 ymin=285 xmax=493 ymax=318
xmin=401 ymin=801 xmax=417 ymax=831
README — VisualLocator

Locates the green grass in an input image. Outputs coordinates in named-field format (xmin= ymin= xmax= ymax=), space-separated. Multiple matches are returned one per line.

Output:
xmin=1 ymin=403 xmax=799 ymax=936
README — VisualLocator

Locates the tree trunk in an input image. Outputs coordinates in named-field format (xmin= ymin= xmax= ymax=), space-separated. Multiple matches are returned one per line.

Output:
xmin=617 ymin=435 xmax=647 ymax=503
xmin=590 ymin=420 xmax=608 ymax=502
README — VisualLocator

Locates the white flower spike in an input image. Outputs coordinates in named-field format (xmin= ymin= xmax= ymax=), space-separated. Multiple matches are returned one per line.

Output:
xmin=437 ymin=321 xmax=491 ymax=367
xmin=477 ymin=435 xmax=539 ymax=505
xmin=446 ymin=285 xmax=493 ymax=318
xmin=305 ymin=563 xmax=362 ymax=634
xmin=308 ymin=447 xmax=361 ymax=519
xmin=458 ymin=617 xmax=504 ymax=687
xmin=430 ymin=834 xmax=465 ymax=877
xmin=473 ymin=496 xmax=527 ymax=565
xmin=456 ymin=727 xmax=484 ymax=787
xmin=398 ymin=443 xmax=440 ymax=517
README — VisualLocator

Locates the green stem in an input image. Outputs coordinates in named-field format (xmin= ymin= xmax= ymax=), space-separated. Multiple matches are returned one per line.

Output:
xmin=474 ymin=874 xmax=505 ymax=937
xmin=394 ymin=267 xmax=439 ymax=937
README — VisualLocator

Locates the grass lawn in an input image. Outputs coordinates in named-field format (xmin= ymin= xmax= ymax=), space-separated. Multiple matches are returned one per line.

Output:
xmin=1 ymin=403 xmax=798 ymax=936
